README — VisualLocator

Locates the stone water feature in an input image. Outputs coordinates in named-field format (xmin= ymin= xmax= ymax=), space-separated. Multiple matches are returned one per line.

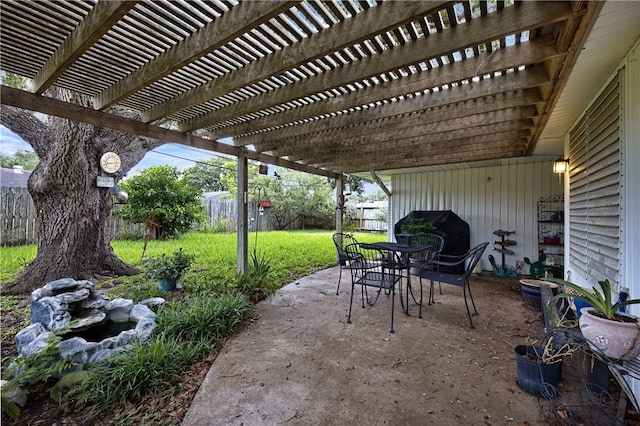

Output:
xmin=15 ymin=278 xmax=162 ymax=367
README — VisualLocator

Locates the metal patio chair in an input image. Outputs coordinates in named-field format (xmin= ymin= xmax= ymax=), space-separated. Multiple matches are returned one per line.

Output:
xmin=406 ymin=232 xmax=445 ymax=307
xmin=418 ymin=242 xmax=489 ymax=328
xmin=345 ymin=242 xmax=402 ymax=333
xmin=332 ymin=232 xmax=359 ymax=295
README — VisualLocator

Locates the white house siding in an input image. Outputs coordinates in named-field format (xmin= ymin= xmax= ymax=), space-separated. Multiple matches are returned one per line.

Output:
xmin=622 ymin=39 xmax=640 ymax=406
xmin=564 ymin=41 xmax=640 ymax=405
xmin=391 ymin=162 xmax=563 ymax=273
xmin=622 ymin=43 xmax=640 ymax=318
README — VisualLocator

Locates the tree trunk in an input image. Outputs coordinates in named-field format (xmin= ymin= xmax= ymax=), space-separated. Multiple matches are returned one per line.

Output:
xmin=1 ymin=89 xmax=153 ymax=294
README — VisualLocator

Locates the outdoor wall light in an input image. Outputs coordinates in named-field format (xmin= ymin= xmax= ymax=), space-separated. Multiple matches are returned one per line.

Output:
xmin=553 ymin=158 xmax=569 ymax=174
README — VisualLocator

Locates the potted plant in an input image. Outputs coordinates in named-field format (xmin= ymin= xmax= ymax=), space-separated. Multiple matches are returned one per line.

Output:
xmin=515 ymin=330 xmax=576 ymax=398
xmin=146 ymin=248 xmax=195 ymax=291
xmin=236 ymin=251 xmax=273 ymax=303
xmin=546 ymin=278 xmax=640 ymax=361
xmin=397 ymin=218 xmax=445 ymax=245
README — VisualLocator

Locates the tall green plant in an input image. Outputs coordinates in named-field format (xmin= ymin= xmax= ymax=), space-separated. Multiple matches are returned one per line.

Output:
xmin=236 ymin=251 xmax=274 ymax=299
xmin=157 ymin=293 xmax=251 ymax=343
xmin=547 ymin=278 xmax=640 ymax=320
xmin=400 ymin=218 xmax=444 ymax=237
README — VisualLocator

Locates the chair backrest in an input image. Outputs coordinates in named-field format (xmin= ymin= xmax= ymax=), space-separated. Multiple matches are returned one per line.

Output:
xmin=412 ymin=233 xmax=445 ymax=261
xmin=333 ymin=233 xmax=358 ymax=265
xmin=344 ymin=242 xmax=386 ymax=274
xmin=463 ymin=242 xmax=490 ymax=280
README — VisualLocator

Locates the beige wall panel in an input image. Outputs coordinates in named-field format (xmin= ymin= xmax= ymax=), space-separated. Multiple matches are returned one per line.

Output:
xmin=391 ymin=161 xmax=561 ymax=272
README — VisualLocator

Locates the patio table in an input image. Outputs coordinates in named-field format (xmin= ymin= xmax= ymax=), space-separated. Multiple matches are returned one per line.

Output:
xmin=360 ymin=241 xmax=432 ymax=316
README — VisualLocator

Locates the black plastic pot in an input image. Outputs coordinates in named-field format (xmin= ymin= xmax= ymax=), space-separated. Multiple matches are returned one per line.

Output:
xmin=515 ymin=345 xmax=562 ymax=398
xmin=578 ymin=351 xmax=609 ymax=393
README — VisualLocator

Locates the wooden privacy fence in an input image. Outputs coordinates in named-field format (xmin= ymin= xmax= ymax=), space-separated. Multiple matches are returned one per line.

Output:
xmin=353 ymin=202 xmax=386 ymax=232
xmin=1 ymin=187 xmax=38 ymax=246
xmin=1 ymin=189 xmax=336 ymax=246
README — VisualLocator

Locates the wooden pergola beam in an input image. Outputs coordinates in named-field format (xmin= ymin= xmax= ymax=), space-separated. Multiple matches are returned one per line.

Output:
xmin=191 ymin=1 xmax=575 ymax=134
xmin=0 ymin=86 xmax=339 ymax=179
xmin=255 ymin=90 xmax=542 ymax=153
xmin=144 ymin=1 xmax=449 ymax=124
xmin=254 ymin=66 xmax=549 ymax=156
xmin=232 ymin=36 xmax=559 ymax=145
xmin=271 ymin=107 xmax=537 ymax=159
xmin=96 ymin=1 xmax=296 ymax=110
xmin=34 ymin=1 xmax=137 ymax=95
xmin=303 ymin=133 xmax=529 ymax=167
xmin=327 ymin=146 xmax=527 ymax=173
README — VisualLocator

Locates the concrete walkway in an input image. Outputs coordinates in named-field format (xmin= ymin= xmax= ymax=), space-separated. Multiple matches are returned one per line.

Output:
xmin=182 ymin=267 xmax=546 ymax=426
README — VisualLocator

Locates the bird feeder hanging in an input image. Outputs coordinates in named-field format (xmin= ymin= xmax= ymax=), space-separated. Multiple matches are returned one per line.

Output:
xmin=258 ymin=200 xmax=273 ymax=216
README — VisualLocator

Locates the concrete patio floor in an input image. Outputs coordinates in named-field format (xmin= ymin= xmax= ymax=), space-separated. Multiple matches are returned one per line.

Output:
xmin=182 ymin=267 xmax=550 ymax=426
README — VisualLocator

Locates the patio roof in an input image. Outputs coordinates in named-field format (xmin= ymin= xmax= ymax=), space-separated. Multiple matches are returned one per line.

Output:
xmin=1 ymin=1 xmax=638 ymax=181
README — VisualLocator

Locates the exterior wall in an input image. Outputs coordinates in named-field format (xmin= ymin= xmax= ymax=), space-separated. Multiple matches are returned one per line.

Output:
xmin=621 ymin=41 xmax=640 ymax=318
xmin=622 ymin=39 xmax=640 ymax=403
xmin=564 ymin=38 xmax=640 ymax=404
xmin=564 ymin=41 xmax=639 ymax=300
xmin=391 ymin=162 xmax=562 ymax=273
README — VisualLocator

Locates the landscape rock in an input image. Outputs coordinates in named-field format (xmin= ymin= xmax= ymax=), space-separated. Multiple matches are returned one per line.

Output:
xmin=105 ymin=298 xmax=133 ymax=323
xmin=1 ymin=379 xmax=27 ymax=407
xmin=14 ymin=278 xmax=158 ymax=369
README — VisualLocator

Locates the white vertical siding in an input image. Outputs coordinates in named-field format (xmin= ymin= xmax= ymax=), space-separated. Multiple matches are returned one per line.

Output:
xmin=391 ymin=162 xmax=561 ymax=272
xmin=620 ymin=41 xmax=640 ymax=402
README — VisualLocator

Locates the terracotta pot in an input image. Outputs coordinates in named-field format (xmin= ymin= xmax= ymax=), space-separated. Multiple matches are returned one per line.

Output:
xmin=579 ymin=308 xmax=640 ymax=361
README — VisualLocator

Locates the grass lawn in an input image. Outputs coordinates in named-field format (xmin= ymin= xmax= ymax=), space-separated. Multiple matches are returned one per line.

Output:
xmin=0 ymin=230 xmax=385 ymax=350
xmin=1 ymin=230 xmax=385 ymax=286
xmin=0 ymin=230 xmax=386 ymax=424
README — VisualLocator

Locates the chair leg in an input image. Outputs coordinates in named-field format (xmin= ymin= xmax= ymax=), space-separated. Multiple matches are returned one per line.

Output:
xmin=467 ymin=283 xmax=478 ymax=315
xmin=336 ymin=265 xmax=343 ymax=295
xmin=397 ymin=276 xmax=405 ymax=312
xmin=429 ymin=279 xmax=435 ymax=304
xmin=390 ymin=284 xmax=395 ymax=333
xmin=418 ymin=276 xmax=424 ymax=318
xmin=463 ymin=287 xmax=475 ymax=329
xmin=347 ymin=282 xmax=355 ymax=324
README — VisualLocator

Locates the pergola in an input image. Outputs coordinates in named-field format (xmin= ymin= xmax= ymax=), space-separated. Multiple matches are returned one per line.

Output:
xmin=0 ymin=1 xmax=608 ymax=270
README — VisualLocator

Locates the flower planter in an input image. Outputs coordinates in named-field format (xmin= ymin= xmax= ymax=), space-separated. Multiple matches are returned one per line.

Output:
xmin=579 ymin=308 xmax=640 ymax=361
xmin=578 ymin=351 xmax=609 ymax=393
xmin=515 ymin=344 xmax=562 ymax=398
xmin=543 ymin=236 xmax=560 ymax=245
xmin=519 ymin=279 xmax=560 ymax=310
xmin=158 ymin=279 xmax=177 ymax=292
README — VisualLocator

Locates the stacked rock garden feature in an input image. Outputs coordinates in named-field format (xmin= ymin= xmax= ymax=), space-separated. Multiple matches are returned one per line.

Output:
xmin=15 ymin=278 xmax=161 ymax=367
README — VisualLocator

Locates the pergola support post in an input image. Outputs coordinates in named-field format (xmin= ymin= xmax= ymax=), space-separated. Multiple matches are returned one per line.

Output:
xmin=237 ymin=148 xmax=248 ymax=274
xmin=336 ymin=176 xmax=343 ymax=234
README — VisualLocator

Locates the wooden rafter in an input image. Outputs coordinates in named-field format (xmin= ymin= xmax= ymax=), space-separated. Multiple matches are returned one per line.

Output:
xmin=0 ymin=0 xmax=604 ymax=176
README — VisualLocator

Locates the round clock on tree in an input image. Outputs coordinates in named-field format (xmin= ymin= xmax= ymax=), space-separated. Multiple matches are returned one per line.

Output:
xmin=100 ymin=151 xmax=121 ymax=174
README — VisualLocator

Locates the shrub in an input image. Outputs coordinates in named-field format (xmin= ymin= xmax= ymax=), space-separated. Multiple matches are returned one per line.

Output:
xmin=157 ymin=293 xmax=251 ymax=344
xmin=67 ymin=334 xmax=209 ymax=420
xmin=66 ymin=293 xmax=250 ymax=420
